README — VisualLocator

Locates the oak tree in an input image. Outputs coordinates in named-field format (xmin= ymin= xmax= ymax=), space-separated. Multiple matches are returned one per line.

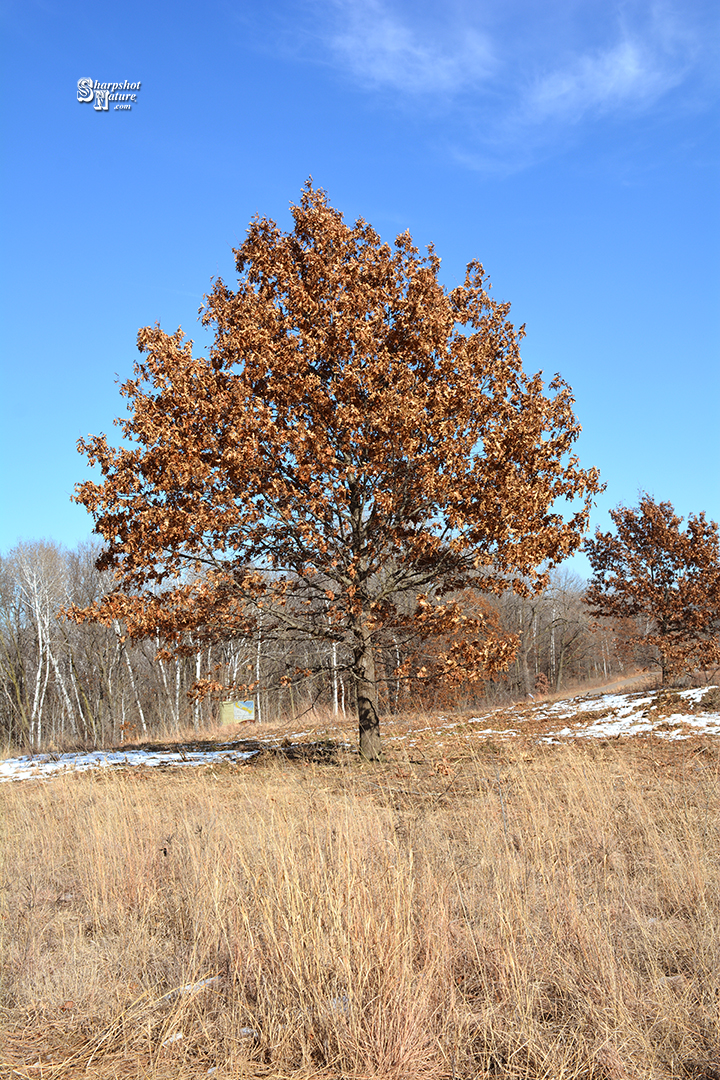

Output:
xmin=584 ymin=494 xmax=720 ymax=683
xmin=73 ymin=183 xmax=602 ymax=758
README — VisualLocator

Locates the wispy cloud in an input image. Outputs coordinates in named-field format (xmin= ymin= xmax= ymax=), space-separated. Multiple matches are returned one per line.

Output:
xmin=525 ymin=35 xmax=689 ymax=124
xmin=324 ymin=0 xmax=496 ymax=94
xmin=312 ymin=0 xmax=715 ymax=169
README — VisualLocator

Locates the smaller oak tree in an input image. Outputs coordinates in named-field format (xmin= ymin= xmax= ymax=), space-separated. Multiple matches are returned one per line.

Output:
xmin=584 ymin=494 xmax=720 ymax=684
xmin=72 ymin=183 xmax=603 ymax=758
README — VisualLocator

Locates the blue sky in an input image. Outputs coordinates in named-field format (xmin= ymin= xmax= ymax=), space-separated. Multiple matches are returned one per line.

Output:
xmin=1 ymin=0 xmax=718 ymax=577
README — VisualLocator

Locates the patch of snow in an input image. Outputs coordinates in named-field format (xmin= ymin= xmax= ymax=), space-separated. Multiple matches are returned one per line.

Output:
xmin=665 ymin=712 xmax=720 ymax=732
xmin=678 ymin=686 xmax=715 ymax=703
xmin=438 ymin=686 xmax=719 ymax=745
xmin=174 ymin=975 xmax=221 ymax=998
xmin=161 ymin=1032 xmax=183 ymax=1047
xmin=575 ymin=694 xmax=637 ymax=713
xmin=0 ymin=746 xmax=259 ymax=783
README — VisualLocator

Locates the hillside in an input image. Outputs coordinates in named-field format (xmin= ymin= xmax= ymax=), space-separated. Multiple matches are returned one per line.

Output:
xmin=2 ymin=682 xmax=718 ymax=783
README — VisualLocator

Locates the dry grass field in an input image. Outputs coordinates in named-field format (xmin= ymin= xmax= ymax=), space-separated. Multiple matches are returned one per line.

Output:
xmin=1 ymin=711 xmax=718 ymax=1079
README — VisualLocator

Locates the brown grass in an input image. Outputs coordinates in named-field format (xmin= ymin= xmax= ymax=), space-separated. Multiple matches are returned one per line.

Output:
xmin=1 ymin=728 xmax=718 ymax=1079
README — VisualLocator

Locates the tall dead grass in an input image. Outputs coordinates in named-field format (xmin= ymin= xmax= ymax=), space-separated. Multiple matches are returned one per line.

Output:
xmin=1 ymin=737 xmax=718 ymax=1079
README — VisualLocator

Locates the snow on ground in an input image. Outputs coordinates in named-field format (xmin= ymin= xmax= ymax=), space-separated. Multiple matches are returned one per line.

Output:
xmin=0 ymin=745 xmax=261 ymax=783
xmin=390 ymin=684 xmax=720 ymax=747
xmin=461 ymin=684 xmax=720 ymax=744
xmin=1 ymin=686 xmax=718 ymax=783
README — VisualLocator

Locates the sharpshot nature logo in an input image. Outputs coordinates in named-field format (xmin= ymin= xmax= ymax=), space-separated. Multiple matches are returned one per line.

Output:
xmin=77 ymin=78 xmax=142 ymax=112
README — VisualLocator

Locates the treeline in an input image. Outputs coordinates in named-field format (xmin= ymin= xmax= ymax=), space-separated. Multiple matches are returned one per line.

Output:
xmin=0 ymin=541 xmax=626 ymax=752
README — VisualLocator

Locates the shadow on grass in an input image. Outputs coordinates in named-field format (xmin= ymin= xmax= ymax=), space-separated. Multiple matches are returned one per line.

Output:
xmin=108 ymin=734 xmax=349 ymax=766
xmin=247 ymin=738 xmax=348 ymax=765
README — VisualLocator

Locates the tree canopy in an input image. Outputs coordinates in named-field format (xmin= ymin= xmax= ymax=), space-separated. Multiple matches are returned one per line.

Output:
xmin=584 ymin=494 xmax=720 ymax=683
xmin=73 ymin=182 xmax=602 ymax=758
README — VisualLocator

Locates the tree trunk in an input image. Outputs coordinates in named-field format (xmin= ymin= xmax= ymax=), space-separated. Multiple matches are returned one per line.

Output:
xmin=353 ymin=627 xmax=382 ymax=761
xmin=255 ymin=623 xmax=263 ymax=724
xmin=659 ymin=647 xmax=669 ymax=687
xmin=519 ymin=649 xmax=534 ymax=697
xmin=556 ymin=644 xmax=567 ymax=692
xmin=332 ymin=641 xmax=339 ymax=716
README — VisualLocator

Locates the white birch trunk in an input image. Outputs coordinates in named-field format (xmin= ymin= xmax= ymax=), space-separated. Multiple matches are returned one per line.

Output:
xmin=332 ymin=641 xmax=339 ymax=716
